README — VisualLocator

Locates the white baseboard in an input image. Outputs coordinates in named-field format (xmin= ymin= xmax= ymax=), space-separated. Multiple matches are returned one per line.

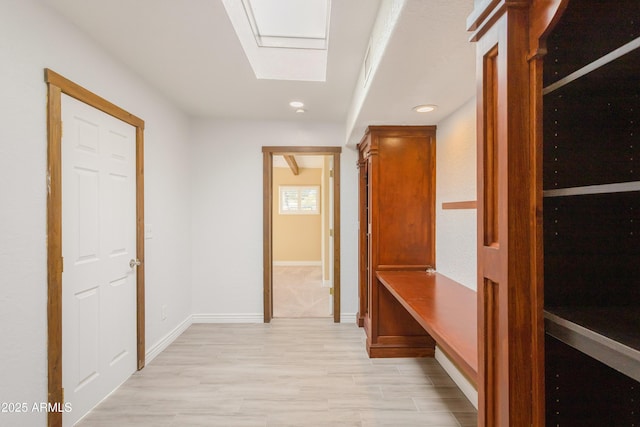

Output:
xmin=435 ymin=346 xmax=478 ymax=409
xmin=273 ymin=261 xmax=322 ymax=266
xmin=145 ymin=315 xmax=193 ymax=364
xmin=340 ymin=312 xmax=357 ymax=324
xmin=192 ymin=313 xmax=264 ymax=323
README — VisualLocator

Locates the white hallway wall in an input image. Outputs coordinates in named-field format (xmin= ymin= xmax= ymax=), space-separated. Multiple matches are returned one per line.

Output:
xmin=189 ymin=119 xmax=359 ymax=321
xmin=188 ymin=106 xmax=476 ymax=318
xmin=0 ymin=1 xmax=192 ymax=425
xmin=435 ymin=98 xmax=477 ymax=290
xmin=433 ymin=97 xmax=478 ymax=406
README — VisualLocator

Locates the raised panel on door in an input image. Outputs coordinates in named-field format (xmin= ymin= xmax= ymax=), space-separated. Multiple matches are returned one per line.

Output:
xmin=377 ymin=136 xmax=435 ymax=267
xmin=74 ymin=287 xmax=100 ymax=391
xmin=63 ymin=110 xmax=103 ymax=406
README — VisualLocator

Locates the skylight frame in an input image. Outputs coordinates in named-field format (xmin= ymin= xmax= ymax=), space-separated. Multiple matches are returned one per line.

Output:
xmin=240 ymin=0 xmax=331 ymax=50
xmin=221 ymin=0 xmax=330 ymax=81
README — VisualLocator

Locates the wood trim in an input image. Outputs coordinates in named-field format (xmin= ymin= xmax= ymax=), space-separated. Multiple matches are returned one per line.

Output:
xmin=503 ymin=7 xmax=538 ymax=424
xmin=466 ymin=0 xmax=500 ymax=31
xmin=528 ymin=0 xmax=570 ymax=59
xmin=283 ymin=155 xmax=299 ymax=176
xmin=45 ymin=69 xmax=145 ymax=427
xmin=473 ymin=2 xmax=546 ymax=424
xmin=467 ymin=0 xmax=528 ymax=40
xmin=361 ymin=125 xmax=437 ymax=140
xmin=377 ymin=265 xmax=434 ymax=271
xmin=263 ymin=151 xmax=273 ymax=323
xmin=467 ymin=0 xmax=506 ymax=41
xmin=44 ymin=69 xmax=144 ymax=129
xmin=356 ymin=156 xmax=367 ymax=326
xmin=332 ymin=152 xmax=341 ymax=323
xmin=475 ymin=20 xmax=500 ymax=427
xmin=442 ymin=200 xmax=477 ymax=210
xmin=135 ymin=126 xmax=145 ymax=370
xmin=376 ymin=271 xmax=478 ymax=384
xmin=262 ymin=146 xmax=341 ymax=154
xmin=46 ymin=82 xmax=63 ymax=427
xmin=529 ymin=31 xmax=547 ymax=427
xmin=528 ymin=4 xmax=568 ymax=425
xmin=262 ymin=146 xmax=342 ymax=323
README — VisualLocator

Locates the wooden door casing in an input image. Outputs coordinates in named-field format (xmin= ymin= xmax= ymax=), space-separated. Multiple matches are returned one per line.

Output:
xmin=45 ymin=69 xmax=146 ymax=427
xmin=357 ymin=156 xmax=368 ymax=327
xmin=262 ymin=146 xmax=342 ymax=324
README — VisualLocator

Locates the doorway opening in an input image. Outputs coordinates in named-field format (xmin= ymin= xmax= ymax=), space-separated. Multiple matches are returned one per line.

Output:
xmin=272 ymin=155 xmax=333 ymax=318
xmin=263 ymin=147 xmax=341 ymax=323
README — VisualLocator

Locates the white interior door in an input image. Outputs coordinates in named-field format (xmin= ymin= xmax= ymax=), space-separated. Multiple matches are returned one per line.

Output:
xmin=61 ymin=94 xmax=137 ymax=426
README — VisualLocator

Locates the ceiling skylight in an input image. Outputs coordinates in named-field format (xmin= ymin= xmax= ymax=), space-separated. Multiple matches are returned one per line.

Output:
xmin=222 ymin=0 xmax=331 ymax=81
xmin=243 ymin=0 xmax=330 ymax=49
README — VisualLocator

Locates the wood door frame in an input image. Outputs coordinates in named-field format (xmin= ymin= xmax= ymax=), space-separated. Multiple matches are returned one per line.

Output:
xmin=45 ymin=69 xmax=145 ymax=427
xmin=263 ymin=146 xmax=342 ymax=323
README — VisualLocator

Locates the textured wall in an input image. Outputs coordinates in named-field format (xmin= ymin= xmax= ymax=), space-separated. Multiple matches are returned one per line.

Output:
xmin=435 ymin=98 xmax=477 ymax=290
xmin=0 ymin=2 xmax=192 ymax=425
xmin=189 ymin=119 xmax=359 ymax=319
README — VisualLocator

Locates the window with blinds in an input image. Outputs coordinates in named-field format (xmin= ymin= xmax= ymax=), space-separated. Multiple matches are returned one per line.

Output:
xmin=279 ymin=185 xmax=320 ymax=214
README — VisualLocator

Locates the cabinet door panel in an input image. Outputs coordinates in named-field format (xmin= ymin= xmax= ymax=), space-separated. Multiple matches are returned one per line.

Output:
xmin=377 ymin=136 xmax=435 ymax=267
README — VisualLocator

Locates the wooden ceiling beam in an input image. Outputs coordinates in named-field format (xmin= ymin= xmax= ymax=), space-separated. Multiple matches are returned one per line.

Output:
xmin=283 ymin=154 xmax=299 ymax=176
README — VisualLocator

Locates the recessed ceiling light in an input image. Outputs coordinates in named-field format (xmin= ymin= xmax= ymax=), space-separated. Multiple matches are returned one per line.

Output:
xmin=295 ymin=108 xmax=306 ymax=114
xmin=413 ymin=104 xmax=437 ymax=113
xmin=289 ymin=101 xmax=304 ymax=108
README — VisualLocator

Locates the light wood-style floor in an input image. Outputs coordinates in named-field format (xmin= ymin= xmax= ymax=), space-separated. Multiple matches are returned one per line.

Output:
xmin=77 ymin=319 xmax=477 ymax=426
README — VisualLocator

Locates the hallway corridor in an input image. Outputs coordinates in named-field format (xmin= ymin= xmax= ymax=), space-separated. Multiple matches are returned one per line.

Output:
xmin=77 ymin=319 xmax=476 ymax=426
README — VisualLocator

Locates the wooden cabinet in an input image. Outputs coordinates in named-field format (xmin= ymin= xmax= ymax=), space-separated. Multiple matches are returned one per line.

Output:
xmin=469 ymin=0 xmax=640 ymax=425
xmin=542 ymin=1 xmax=640 ymax=425
xmin=467 ymin=3 xmax=545 ymax=425
xmin=357 ymin=126 xmax=436 ymax=357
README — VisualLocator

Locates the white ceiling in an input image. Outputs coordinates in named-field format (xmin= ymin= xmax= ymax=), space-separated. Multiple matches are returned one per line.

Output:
xmin=39 ymin=0 xmax=476 ymax=138
xmin=352 ymin=0 xmax=476 ymax=134
xmin=273 ymin=155 xmax=325 ymax=169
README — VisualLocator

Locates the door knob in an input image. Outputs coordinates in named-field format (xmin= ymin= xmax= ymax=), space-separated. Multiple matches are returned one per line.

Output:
xmin=129 ymin=258 xmax=141 ymax=268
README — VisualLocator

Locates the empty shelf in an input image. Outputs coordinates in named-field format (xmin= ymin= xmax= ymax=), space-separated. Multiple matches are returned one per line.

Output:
xmin=544 ymin=307 xmax=640 ymax=382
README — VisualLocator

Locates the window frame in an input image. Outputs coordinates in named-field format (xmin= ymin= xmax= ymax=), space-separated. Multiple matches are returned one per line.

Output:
xmin=278 ymin=185 xmax=320 ymax=215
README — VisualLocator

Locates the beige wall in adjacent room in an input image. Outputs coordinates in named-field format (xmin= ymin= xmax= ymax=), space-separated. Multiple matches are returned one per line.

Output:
xmin=273 ymin=167 xmax=322 ymax=262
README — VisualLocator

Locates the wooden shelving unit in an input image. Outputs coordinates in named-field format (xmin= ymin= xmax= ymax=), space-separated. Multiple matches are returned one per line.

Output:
xmin=469 ymin=0 xmax=640 ymax=423
xmin=357 ymin=126 xmax=437 ymax=358
xmin=543 ymin=1 xmax=640 ymax=424
xmin=543 ymin=182 xmax=640 ymax=198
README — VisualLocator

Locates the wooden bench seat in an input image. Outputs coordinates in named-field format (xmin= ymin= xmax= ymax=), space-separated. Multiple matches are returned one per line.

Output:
xmin=376 ymin=270 xmax=478 ymax=384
